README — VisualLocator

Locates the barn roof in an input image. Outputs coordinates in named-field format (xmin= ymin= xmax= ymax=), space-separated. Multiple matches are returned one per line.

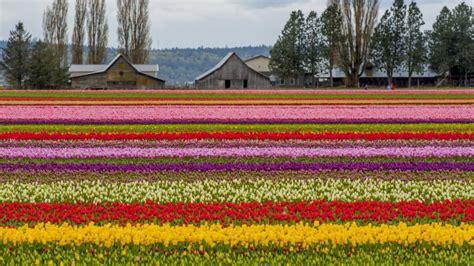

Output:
xmin=70 ymin=64 xmax=158 ymax=73
xmin=195 ymin=52 xmax=271 ymax=81
xmin=195 ymin=53 xmax=235 ymax=81
xmin=70 ymin=54 xmax=165 ymax=82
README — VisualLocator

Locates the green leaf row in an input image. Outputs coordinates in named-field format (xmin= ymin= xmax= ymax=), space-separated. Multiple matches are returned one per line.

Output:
xmin=0 ymin=123 xmax=472 ymax=133
xmin=0 ymin=156 xmax=471 ymax=165
xmin=0 ymin=244 xmax=471 ymax=266
xmin=1 ymin=170 xmax=470 ymax=184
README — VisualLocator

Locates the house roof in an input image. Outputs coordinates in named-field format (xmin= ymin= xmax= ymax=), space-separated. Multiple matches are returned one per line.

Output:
xmin=244 ymin=55 xmax=270 ymax=62
xmin=195 ymin=52 xmax=271 ymax=81
xmin=318 ymin=68 xmax=440 ymax=79
xmin=69 ymin=54 xmax=165 ymax=82
xmin=70 ymin=65 xmax=107 ymax=72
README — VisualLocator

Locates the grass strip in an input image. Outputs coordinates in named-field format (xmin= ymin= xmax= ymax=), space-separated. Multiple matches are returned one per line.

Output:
xmin=1 ymin=99 xmax=474 ymax=105
xmin=0 ymin=170 xmax=471 ymax=184
xmin=0 ymin=156 xmax=471 ymax=165
xmin=1 ymin=91 xmax=474 ymax=99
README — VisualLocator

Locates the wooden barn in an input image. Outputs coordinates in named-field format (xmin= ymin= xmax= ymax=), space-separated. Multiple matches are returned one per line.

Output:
xmin=195 ymin=53 xmax=271 ymax=89
xmin=69 ymin=54 xmax=165 ymax=89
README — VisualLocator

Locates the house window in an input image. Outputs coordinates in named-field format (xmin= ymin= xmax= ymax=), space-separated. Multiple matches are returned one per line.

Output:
xmin=243 ymin=80 xmax=248 ymax=89
xmin=225 ymin=80 xmax=231 ymax=88
xmin=119 ymin=71 xmax=124 ymax=77
xmin=290 ymin=78 xmax=296 ymax=85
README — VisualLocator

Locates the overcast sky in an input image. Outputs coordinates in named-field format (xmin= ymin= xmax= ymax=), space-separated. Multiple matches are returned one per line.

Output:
xmin=1 ymin=0 xmax=472 ymax=49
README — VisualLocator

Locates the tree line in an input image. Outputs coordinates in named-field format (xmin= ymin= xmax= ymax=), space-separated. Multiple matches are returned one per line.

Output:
xmin=270 ymin=0 xmax=474 ymax=87
xmin=0 ymin=0 xmax=152 ymax=89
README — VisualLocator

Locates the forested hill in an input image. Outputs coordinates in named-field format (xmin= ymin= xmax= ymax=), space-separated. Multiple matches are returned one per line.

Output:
xmin=0 ymin=41 xmax=271 ymax=85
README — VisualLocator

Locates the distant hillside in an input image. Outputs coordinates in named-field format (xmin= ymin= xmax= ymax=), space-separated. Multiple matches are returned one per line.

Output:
xmin=0 ymin=41 xmax=271 ymax=85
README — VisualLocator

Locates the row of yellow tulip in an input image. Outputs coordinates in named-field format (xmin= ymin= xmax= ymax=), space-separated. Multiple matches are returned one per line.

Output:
xmin=2 ymin=222 xmax=472 ymax=247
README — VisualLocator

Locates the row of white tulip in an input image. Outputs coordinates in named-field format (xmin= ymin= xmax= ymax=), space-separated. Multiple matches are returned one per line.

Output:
xmin=0 ymin=179 xmax=471 ymax=203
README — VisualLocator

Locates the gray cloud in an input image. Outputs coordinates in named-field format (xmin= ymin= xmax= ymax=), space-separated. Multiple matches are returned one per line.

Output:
xmin=0 ymin=0 xmax=471 ymax=48
xmin=230 ymin=0 xmax=310 ymax=9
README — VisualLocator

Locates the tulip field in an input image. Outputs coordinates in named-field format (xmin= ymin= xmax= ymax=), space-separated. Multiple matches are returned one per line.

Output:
xmin=0 ymin=89 xmax=473 ymax=265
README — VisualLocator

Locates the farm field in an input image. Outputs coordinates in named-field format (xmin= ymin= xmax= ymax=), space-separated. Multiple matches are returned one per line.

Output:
xmin=0 ymin=89 xmax=473 ymax=264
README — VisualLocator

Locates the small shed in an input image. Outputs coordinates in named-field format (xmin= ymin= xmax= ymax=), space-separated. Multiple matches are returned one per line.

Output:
xmin=195 ymin=53 xmax=271 ymax=89
xmin=70 ymin=54 xmax=165 ymax=89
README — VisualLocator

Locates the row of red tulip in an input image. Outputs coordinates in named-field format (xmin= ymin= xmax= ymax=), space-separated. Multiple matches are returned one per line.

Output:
xmin=1 ymin=200 xmax=471 ymax=226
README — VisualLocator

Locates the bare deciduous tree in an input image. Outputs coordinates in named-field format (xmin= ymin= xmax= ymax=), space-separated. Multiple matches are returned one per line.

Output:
xmin=117 ymin=0 xmax=152 ymax=64
xmin=332 ymin=0 xmax=379 ymax=87
xmin=117 ymin=0 xmax=132 ymax=59
xmin=72 ymin=0 xmax=87 ymax=64
xmin=43 ymin=0 xmax=68 ymax=67
xmin=87 ymin=0 xmax=108 ymax=64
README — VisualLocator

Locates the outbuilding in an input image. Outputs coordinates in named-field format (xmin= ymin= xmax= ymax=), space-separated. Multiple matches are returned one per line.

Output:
xmin=195 ymin=53 xmax=271 ymax=89
xmin=70 ymin=54 xmax=165 ymax=89
xmin=244 ymin=55 xmax=272 ymax=76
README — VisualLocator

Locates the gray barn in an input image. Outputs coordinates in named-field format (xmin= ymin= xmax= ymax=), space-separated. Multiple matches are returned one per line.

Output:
xmin=70 ymin=54 xmax=165 ymax=89
xmin=195 ymin=53 xmax=271 ymax=89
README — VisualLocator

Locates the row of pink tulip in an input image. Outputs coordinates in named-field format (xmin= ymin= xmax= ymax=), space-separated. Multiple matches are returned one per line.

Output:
xmin=0 ymin=146 xmax=472 ymax=158
xmin=0 ymin=105 xmax=471 ymax=123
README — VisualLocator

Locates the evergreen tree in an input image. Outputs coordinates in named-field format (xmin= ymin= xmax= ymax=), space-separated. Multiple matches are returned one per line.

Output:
xmin=405 ymin=1 xmax=426 ymax=87
xmin=451 ymin=2 xmax=474 ymax=86
xmin=270 ymin=10 xmax=306 ymax=84
xmin=304 ymin=11 xmax=324 ymax=87
xmin=428 ymin=7 xmax=455 ymax=82
xmin=27 ymin=41 xmax=54 ymax=89
xmin=0 ymin=22 xmax=31 ymax=88
xmin=321 ymin=3 xmax=343 ymax=88
xmin=27 ymin=40 xmax=68 ymax=89
xmin=371 ymin=0 xmax=407 ymax=85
